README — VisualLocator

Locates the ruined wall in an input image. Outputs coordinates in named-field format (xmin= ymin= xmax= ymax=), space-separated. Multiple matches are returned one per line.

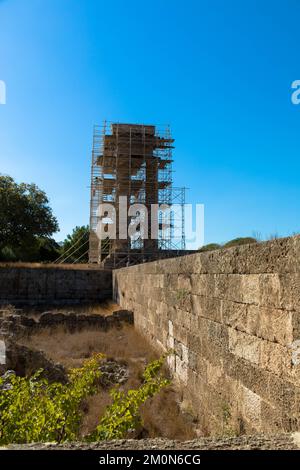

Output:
xmin=7 ymin=433 xmax=300 ymax=450
xmin=0 ymin=266 xmax=112 ymax=305
xmin=113 ymin=236 xmax=300 ymax=436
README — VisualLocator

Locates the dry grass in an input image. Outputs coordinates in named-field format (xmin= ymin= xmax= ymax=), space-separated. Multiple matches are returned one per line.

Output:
xmin=80 ymin=391 xmax=113 ymax=437
xmin=19 ymin=324 xmax=153 ymax=369
xmin=141 ymin=388 xmax=196 ymax=440
xmin=0 ymin=262 xmax=105 ymax=270
xmin=0 ymin=304 xmax=20 ymax=316
xmin=19 ymin=323 xmax=197 ymax=440
xmin=65 ymin=301 xmax=122 ymax=317
xmin=6 ymin=300 xmax=122 ymax=320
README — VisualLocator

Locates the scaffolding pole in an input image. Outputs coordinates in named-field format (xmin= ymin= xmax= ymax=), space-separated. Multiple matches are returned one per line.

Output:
xmin=89 ymin=122 xmax=186 ymax=267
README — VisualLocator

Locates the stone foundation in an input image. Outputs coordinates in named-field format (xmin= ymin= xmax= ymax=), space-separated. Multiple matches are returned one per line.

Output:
xmin=4 ymin=433 xmax=300 ymax=450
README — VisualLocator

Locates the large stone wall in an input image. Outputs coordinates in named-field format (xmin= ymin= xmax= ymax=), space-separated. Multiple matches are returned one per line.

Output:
xmin=113 ymin=236 xmax=300 ymax=436
xmin=0 ymin=266 xmax=112 ymax=305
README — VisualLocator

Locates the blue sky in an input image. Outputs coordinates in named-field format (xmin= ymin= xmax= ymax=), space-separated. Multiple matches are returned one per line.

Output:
xmin=0 ymin=0 xmax=300 ymax=247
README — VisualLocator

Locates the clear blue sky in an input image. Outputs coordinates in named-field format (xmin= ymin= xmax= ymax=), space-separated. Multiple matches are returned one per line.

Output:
xmin=1 ymin=0 xmax=300 ymax=246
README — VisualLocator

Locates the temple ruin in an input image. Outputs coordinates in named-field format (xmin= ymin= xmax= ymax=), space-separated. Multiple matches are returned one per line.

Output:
xmin=89 ymin=122 xmax=187 ymax=267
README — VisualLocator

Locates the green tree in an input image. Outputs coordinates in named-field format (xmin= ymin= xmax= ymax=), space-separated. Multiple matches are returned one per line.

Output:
xmin=0 ymin=175 xmax=59 ymax=261
xmin=35 ymin=237 xmax=61 ymax=262
xmin=60 ymin=225 xmax=89 ymax=263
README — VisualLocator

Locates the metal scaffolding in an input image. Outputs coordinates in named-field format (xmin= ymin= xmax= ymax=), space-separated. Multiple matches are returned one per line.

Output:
xmin=89 ymin=122 xmax=186 ymax=267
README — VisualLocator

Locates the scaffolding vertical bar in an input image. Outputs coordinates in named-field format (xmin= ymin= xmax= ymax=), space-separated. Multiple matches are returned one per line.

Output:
xmin=89 ymin=122 xmax=187 ymax=267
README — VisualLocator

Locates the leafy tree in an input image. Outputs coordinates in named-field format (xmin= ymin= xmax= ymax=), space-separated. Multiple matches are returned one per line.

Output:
xmin=34 ymin=237 xmax=61 ymax=262
xmin=0 ymin=175 xmax=59 ymax=261
xmin=1 ymin=236 xmax=60 ymax=262
xmin=60 ymin=225 xmax=89 ymax=263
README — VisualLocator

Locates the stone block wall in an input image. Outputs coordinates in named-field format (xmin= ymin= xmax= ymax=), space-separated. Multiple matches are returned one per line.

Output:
xmin=0 ymin=266 xmax=112 ymax=305
xmin=113 ymin=236 xmax=300 ymax=436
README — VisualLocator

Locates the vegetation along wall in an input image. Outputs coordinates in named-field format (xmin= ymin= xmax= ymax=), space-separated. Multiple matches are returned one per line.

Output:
xmin=113 ymin=236 xmax=300 ymax=436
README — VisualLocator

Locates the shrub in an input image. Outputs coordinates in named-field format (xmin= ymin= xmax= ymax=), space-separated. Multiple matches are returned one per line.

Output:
xmin=0 ymin=354 xmax=170 ymax=444
xmin=88 ymin=355 xmax=170 ymax=441
xmin=199 ymin=243 xmax=221 ymax=252
xmin=223 ymin=237 xmax=257 ymax=248
xmin=0 ymin=354 xmax=104 ymax=444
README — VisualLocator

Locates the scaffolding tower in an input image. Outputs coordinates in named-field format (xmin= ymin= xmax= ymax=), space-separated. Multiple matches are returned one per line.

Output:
xmin=89 ymin=122 xmax=186 ymax=267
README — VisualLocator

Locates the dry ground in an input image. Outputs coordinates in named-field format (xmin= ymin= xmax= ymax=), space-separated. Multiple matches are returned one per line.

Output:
xmin=3 ymin=300 xmax=122 ymax=319
xmin=0 ymin=262 xmax=102 ymax=270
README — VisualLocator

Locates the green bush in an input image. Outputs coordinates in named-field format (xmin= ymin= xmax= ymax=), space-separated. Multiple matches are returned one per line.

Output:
xmin=223 ymin=237 xmax=257 ymax=248
xmin=0 ymin=353 xmax=103 ymax=444
xmin=199 ymin=243 xmax=221 ymax=252
xmin=0 ymin=354 xmax=170 ymax=444
xmin=90 ymin=355 xmax=170 ymax=440
xmin=199 ymin=238 xmax=258 ymax=252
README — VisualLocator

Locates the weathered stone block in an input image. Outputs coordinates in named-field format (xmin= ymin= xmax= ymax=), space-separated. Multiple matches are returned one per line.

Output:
xmin=191 ymin=295 xmax=222 ymax=322
xmin=248 ymin=304 xmax=293 ymax=346
xmin=260 ymin=340 xmax=291 ymax=376
xmin=266 ymin=374 xmax=298 ymax=413
xmin=228 ymin=328 xmax=261 ymax=365
xmin=241 ymin=275 xmax=260 ymax=304
xmin=240 ymin=385 xmax=262 ymax=429
xmin=259 ymin=274 xmax=281 ymax=308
